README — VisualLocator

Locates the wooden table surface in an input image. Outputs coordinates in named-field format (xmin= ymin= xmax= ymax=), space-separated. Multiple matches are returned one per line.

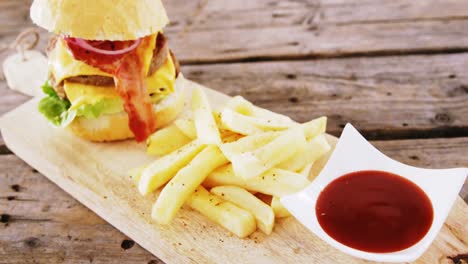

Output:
xmin=0 ymin=0 xmax=467 ymax=263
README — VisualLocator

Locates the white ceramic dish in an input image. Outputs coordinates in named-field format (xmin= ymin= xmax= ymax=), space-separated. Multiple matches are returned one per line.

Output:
xmin=281 ymin=124 xmax=467 ymax=263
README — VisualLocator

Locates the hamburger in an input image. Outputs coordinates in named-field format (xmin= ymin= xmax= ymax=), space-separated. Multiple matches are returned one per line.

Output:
xmin=30 ymin=0 xmax=184 ymax=142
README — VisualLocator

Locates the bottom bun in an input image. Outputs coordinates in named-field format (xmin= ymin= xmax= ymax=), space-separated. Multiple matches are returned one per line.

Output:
xmin=68 ymin=79 xmax=185 ymax=142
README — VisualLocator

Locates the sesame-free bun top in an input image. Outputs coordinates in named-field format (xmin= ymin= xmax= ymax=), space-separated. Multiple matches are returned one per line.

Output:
xmin=30 ymin=0 xmax=169 ymax=40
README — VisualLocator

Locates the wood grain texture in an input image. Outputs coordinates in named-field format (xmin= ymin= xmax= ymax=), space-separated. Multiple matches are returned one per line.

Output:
xmin=1 ymin=53 xmax=467 ymax=140
xmin=0 ymin=80 xmax=467 ymax=264
xmin=182 ymin=53 xmax=468 ymax=139
xmin=0 ymin=156 xmax=162 ymax=264
xmin=164 ymin=0 xmax=468 ymax=63
xmin=2 ymin=0 xmax=468 ymax=63
xmin=0 ymin=0 xmax=467 ymax=263
xmin=1 ymin=139 xmax=467 ymax=263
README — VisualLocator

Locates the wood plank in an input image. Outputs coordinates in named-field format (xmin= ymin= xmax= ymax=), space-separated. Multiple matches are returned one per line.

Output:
xmin=1 ymin=53 xmax=467 ymax=140
xmin=372 ymin=138 xmax=468 ymax=204
xmin=164 ymin=0 xmax=468 ymax=63
xmin=4 ymin=0 xmax=468 ymax=34
xmin=168 ymin=20 xmax=468 ymax=64
xmin=179 ymin=0 xmax=468 ymax=27
xmin=0 ymin=0 xmax=31 ymax=35
xmin=1 ymin=136 xmax=466 ymax=263
xmin=0 ymin=1 xmax=466 ymax=262
xmin=0 ymin=156 xmax=162 ymax=264
xmin=2 ymin=0 xmax=468 ymax=63
xmin=0 ymin=80 xmax=466 ymax=264
xmin=0 ymin=87 xmax=29 ymax=119
xmin=181 ymin=53 xmax=468 ymax=139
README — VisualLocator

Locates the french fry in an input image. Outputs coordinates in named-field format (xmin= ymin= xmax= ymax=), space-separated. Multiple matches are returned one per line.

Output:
xmin=271 ymin=197 xmax=291 ymax=218
xmin=138 ymin=141 xmax=205 ymax=195
xmin=220 ymin=109 xmax=265 ymax=135
xmin=192 ymin=87 xmax=221 ymax=144
xmin=146 ymin=124 xmax=192 ymax=156
xmin=230 ymin=127 xmax=306 ymax=179
xmin=220 ymin=109 xmax=297 ymax=135
xmin=131 ymin=88 xmax=330 ymax=237
xmin=221 ymin=106 xmax=326 ymax=140
xmin=305 ymin=133 xmax=330 ymax=161
xmin=175 ymin=116 xmax=242 ymax=143
xmin=152 ymin=145 xmax=228 ymax=224
xmin=222 ymin=96 xmax=296 ymax=135
xmin=220 ymin=131 xmax=280 ymax=161
xmin=211 ymin=186 xmax=275 ymax=235
xmin=129 ymin=166 xmax=145 ymax=184
xmin=220 ymin=131 xmax=244 ymax=143
xmin=225 ymin=96 xmax=256 ymax=116
xmin=187 ymin=186 xmax=256 ymax=238
xmin=255 ymin=193 xmax=273 ymax=204
xmin=204 ymin=165 xmax=310 ymax=197
xmin=226 ymin=96 xmax=295 ymax=124
xmin=212 ymin=111 xmax=223 ymax=127
xmin=223 ymin=96 xmax=326 ymax=135
xmin=275 ymin=142 xmax=307 ymax=172
xmin=298 ymin=163 xmax=314 ymax=178
xmin=276 ymin=134 xmax=331 ymax=172
xmin=174 ymin=118 xmax=197 ymax=139
xmin=301 ymin=116 xmax=327 ymax=140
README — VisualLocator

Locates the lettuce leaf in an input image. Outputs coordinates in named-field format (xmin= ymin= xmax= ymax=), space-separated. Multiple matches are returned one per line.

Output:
xmin=38 ymin=82 xmax=74 ymax=127
xmin=38 ymin=81 xmax=166 ymax=126
xmin=74 ymin=98 xmax=123 ymax=119
xmin=38 ymin=81 xmax=127 ymax=127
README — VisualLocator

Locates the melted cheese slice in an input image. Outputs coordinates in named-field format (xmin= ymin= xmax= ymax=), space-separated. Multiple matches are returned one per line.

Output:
xmin=145 ymin=51 xmax=176 ymax=95
xmin=64 ymin=53 xmax=176 ymax=109
xmin=64 ymin=82 xmax=116 ymax=110
xmin=49 ymin=34 xmax=157 ymax=84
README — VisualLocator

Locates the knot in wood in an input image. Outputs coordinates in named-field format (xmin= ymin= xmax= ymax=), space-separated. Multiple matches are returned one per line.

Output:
xmin=24 ymin=237 xmax=40 ymax=248
xmin=1 ymin=214 xmax=10 ymax=223
xmin=433 ymin=113 xmax=453 ymax=125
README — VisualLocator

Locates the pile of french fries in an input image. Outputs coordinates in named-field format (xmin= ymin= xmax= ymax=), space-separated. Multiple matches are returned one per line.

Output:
xmin=131 ymin=87 xmax=330 ymax=238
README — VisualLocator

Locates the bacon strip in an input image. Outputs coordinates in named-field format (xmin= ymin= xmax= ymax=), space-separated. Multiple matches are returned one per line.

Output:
xmin=114 ymin=37 xmax=156 ymax=142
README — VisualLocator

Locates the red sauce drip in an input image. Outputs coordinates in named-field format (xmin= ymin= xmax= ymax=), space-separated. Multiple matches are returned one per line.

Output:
xmin=65 ymin=37 xmax=156 ymax=142
xmin=316 ymin=170 xmax=433 ymax=253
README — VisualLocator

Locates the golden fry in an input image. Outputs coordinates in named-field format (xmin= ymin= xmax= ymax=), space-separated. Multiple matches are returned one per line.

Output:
xmin=138 ymin=140 xmax=205 ymax=195
xmin=301 ymin=116 xmax=327 ymax=140
xmin=129 ymin=166 xmax=145 ymax=184
xmin=187 ymin=186 xmax=256 ymax=238
xmin=146 ymin=124 xmax=192 ymax=156
xmin=174 ymin=118 xmax=197 ymax=139
xmin=277 ymin=134 xmax=330 ymax=172
xmin=152 ymin=145 xmax=228 ymax=224
xmin=226 ymin=96 xmax=295 ymax=124
xmin=220 ymin=131 xmax=279 ymax=161
xmin=271 ymin=197 xmax=292 ymax=218
xmin=204 ymin=164 xmax=310 ymax=197
xmin=211 ymin=186 xmax=275 ymax=234
xmin=230 ymin=127 xmax=306 ymax=179
xmin=192 ymin=87 xmax=221 ymax=144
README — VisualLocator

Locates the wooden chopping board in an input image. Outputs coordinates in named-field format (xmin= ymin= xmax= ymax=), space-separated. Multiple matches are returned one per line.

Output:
xmin=0 ymin=79 xmax=466 ymax=264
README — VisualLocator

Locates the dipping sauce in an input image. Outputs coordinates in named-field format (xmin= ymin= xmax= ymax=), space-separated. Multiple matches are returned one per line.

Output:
xmin=315 ymin=170 xmax=433 ymax=253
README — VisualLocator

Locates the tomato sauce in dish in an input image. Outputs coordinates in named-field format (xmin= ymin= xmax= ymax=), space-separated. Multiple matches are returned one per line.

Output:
xmin=315 ymin=170 xmax=433 ymax=253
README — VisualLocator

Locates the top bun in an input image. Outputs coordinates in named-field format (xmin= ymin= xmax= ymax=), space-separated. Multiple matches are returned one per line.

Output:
xmin=30 ymin=0 xmax=169 ymax=40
